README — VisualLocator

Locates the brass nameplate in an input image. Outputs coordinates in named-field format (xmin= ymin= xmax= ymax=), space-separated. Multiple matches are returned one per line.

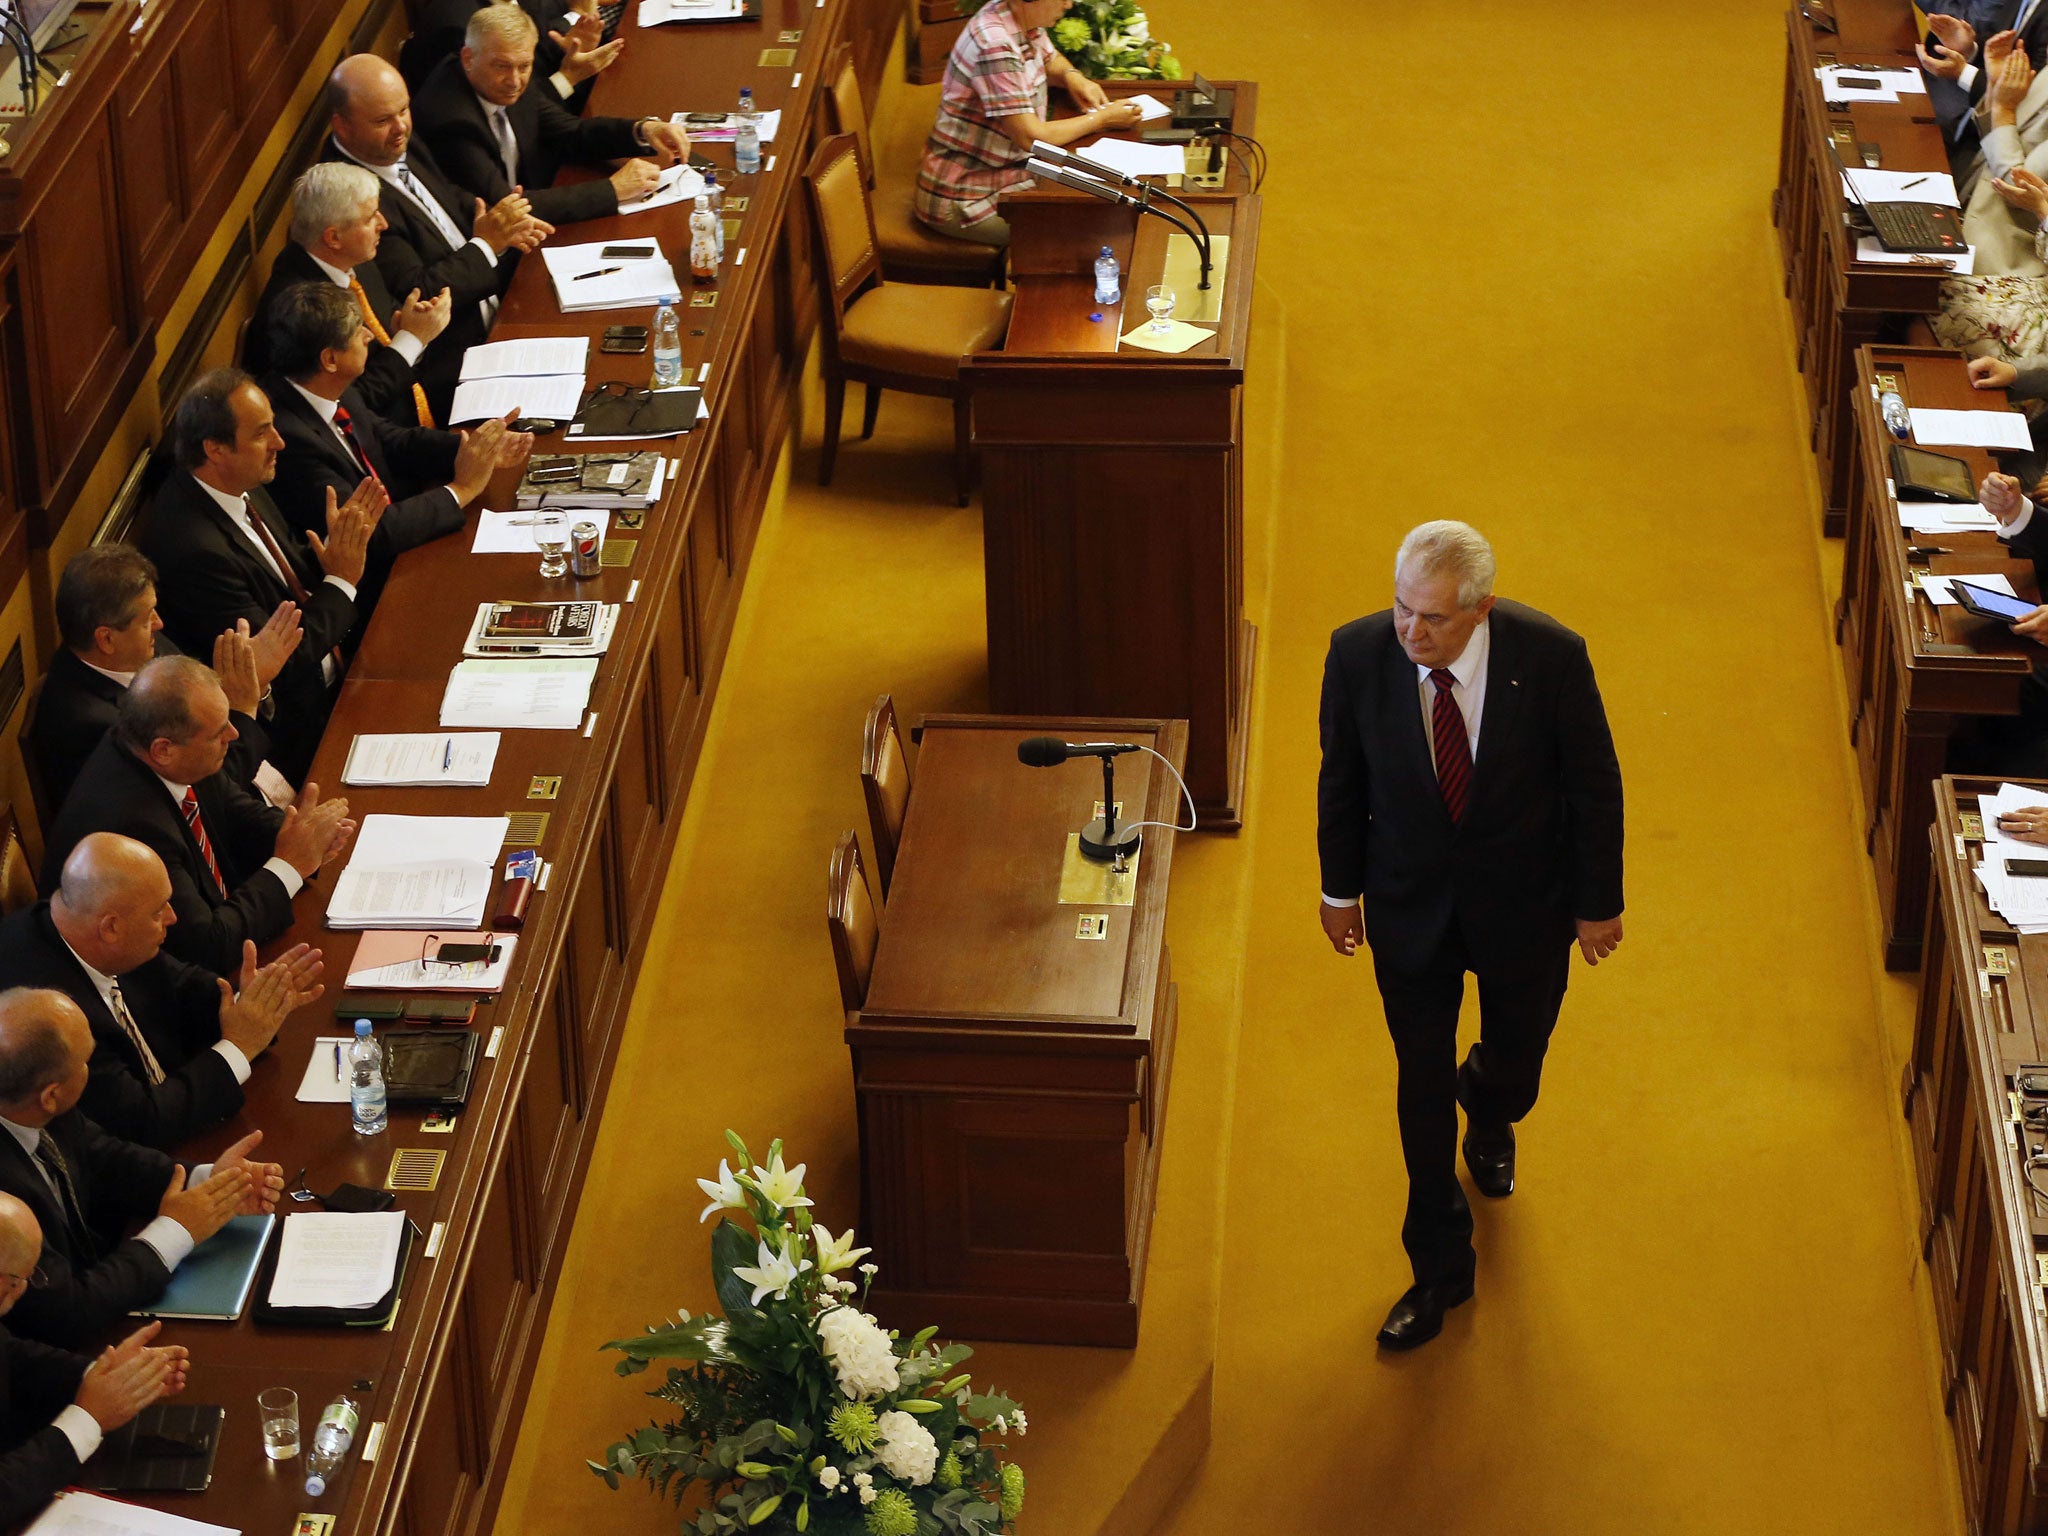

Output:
xmin=505 ymin=811 xmax=550 ymax=845
xmin=294 ymin=1517 xmax=336 ymax=1536
xmin=1057 ymin=834 xmax=1140 ymax=906
xmin=1962 ymin=812 xmax=1985 ymax=839
xmin=690 ymin=291 xmax=718 ymax=308
xmin=615 ymin=507 xmax=646 ymax=530
xmin=385 ymin=1147 xmax=445 ymax=1192
xmin=600 ymin=538 xmax=638 ymax=567
xmin=1988 ymin=945 xmax=2014 ymax=975
xmin=528 ymin=775 xmax=561 ymax=799
xmin=759 ymin=46 xmax=797 ymax=65
xmin=421 ymin=1111 xmax=457 ymax=1135
xmin=1076 ymin=914 xmax=1108 ymax=940
xmin=1874 ymin=372 xmax=1900 ymax=394
xmin=723 ymin=216 xmax=742 ymax=243
xmin=777 ymin=28 xmax=802 ymax=41
xmin=726 ymin=196 xmax=749 ymax=212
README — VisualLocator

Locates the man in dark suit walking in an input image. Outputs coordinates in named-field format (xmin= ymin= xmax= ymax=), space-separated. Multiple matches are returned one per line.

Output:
xmin=1317 ymin=520 xmax=1624 ymax=1351
xmin=0 ymin=1191 xmax=189 ymax=1529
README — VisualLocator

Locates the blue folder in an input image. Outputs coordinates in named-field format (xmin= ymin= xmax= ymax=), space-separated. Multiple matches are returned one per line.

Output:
xmin=132 ymin=1213 xmax=276 ymax=1321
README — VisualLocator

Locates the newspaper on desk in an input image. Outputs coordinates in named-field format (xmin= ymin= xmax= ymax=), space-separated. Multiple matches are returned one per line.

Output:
xmin=1975 ymin=783 xmax=2048 ymax=931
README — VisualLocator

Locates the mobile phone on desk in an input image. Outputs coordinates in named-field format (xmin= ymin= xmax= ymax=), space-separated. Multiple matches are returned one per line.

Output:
xmin=2006 ymin=858 xmax=2048 ymax=877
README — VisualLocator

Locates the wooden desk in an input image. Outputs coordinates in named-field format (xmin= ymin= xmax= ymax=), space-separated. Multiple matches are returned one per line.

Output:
xmin=964 ymin=93 xmax=1259 ymax=829
xmin=850 ymin=714 xmax=1185 ymax=1348
xmin=82 ymin=4 xmax=900 ymax=1534
xmin=1773 ymin=1 xmax=1953 ymax=535
xmin=1912 ymin=776 xmax=2048 ymax=1534
xmin=1840 ymin=344 xmax=2036 ymax=970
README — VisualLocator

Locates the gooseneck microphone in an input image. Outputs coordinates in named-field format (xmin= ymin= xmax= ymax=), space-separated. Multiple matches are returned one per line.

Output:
xmin=1016 ymin=737 xmax=1142 ymax=766
xmin=1017 ymin=738 xmax=1144 ymax=862
xmin=1023 ymin=155 xmax=1215 ymax=290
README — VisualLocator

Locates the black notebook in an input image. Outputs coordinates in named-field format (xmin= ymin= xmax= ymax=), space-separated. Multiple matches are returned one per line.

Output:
xmin=383 ymin=1028 xmax=481 ymax=1108
xmin=83 ymin=1403 xmax=224 ymax=1492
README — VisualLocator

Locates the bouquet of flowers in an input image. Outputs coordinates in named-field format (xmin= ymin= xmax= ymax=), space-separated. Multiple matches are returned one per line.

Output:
xmin=590 ymin=1133 xmax=1029 ymax=1536
xmin=1048 ymin=0 xmax=1181 ymax=81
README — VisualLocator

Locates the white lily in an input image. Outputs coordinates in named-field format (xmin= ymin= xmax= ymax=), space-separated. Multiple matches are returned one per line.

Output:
xmin=696 ymin=1159 xmax=749 ymax=1224
xmin=732 ymin=1235 xmax=812 ymax=1305
xmin=813 ymin=1223 xmax=873 ymax=1274
xmin=750 ymin=1150 xmax=814 ymax=1211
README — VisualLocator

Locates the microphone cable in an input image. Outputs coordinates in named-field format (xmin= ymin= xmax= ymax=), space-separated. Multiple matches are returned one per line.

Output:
xmin=1106 ymin=745 xmax=1198 ymax=843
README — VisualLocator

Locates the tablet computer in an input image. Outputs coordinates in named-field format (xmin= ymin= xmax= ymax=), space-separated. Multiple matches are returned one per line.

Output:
xmin=1892 ymin=443 xmax=1978 ymax=503
xmin=1954 ymin=580 xmax=2037 ymax=624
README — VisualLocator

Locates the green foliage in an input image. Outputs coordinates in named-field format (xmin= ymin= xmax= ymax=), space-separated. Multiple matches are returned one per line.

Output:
xmin=1047 ymin=0 xmax=1181 ymax=81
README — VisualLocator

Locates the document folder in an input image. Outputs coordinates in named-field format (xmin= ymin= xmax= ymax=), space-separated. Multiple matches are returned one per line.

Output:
xmin=131 ymin=1212 xmax=274 ymax=1322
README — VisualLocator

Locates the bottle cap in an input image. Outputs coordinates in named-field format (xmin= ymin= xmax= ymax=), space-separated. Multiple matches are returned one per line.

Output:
xmin=353 ymin=1018 xmax=372 ymax=1037
xmin=695 ymin=193 xmax=710 ymax=208
xmin=1100 ymin=245 xmax=1112 ymax=256
xmin=305 ymin=1476 xmax=326 ymax=1497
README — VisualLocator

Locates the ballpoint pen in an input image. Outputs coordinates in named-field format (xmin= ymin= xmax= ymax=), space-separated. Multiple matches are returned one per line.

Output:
xmin=333 ymin=1042 xmax=342 ymax=1081
xmin=573 ymin=266 xmax=624 ymax=281
xmin=443 ymin=739 xmax=454 ymax=770
xmin=1901 ymin=175 xmax=1928 ymax=189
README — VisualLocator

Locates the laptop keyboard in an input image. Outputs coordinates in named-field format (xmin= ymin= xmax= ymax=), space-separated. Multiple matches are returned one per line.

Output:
xmin=1867 ymin=201 xmax=1964 ymax=253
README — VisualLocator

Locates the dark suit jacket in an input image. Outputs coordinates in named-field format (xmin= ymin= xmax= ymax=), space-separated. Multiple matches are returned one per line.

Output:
xmin=0 ymin=905 xmax=241 ymax=1151
xmin=402 ymin=0 xmax=588 ymax=106
xmin=28 ymin=642 xmax=272 ymax=819
xmin=263 ymin=374 xmax=465 ymax=616
xmin=1316 ymin=599 xmax=1624 ymax=972
xmin=135 ymin=471 xmax=359 ymax=783
xmin=244 ymin=243 xmax=433 ymax=426
xmin=0 ymin=1110 xmax=174 ymax=1349
xmin=412 ymin=55 xmax=641 ymax=226
xmin=41 ymin=738 xmax=292 ymax=977
xmin=0 ymin=1323 xmax=89 ymax=1529
xmin=318 ymin=136 xmax=507 ymax=317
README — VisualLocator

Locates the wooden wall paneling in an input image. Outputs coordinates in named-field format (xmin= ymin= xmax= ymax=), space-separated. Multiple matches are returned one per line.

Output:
xmin=113 ymin=8 xmax=187 ymax=317
xmin=169 ymin=0 xmax=242 ymax=244
xmin=520 ymin=978 xmax=583 ymax=1274
xmin=464 ymin=1153 xmax=533 ymax=1437
xmin=0 ymin=251 xmax=26 ymax=531
xmin=227 ymin=0 xmax=291 ymax=111
xmin=402 ymin=1312 xmax=480 ymax=1536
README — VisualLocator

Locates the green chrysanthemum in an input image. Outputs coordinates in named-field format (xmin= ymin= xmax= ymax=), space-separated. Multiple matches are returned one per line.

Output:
xmin=935 ymin=1451 xmax=963 ymax=1491
xmin=998 ymin=1462 xmax=1026 ymax=1519
xmin=829 ymin=1402 xmax=878 ymax=1454
xmin=864 ymin=1488 xmax=917 ymax=1536
xmin=1051 ymin=15 xmax=1089 ymax=50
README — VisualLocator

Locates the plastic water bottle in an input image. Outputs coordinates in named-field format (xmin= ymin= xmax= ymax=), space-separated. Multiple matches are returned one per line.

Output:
xmin=1878 ymin=381 xmax=1911 ymax=440
xmin=348 ymin=1019 xmax=386 ymax=1136
xmin=303 ymin=1393 xmax=361 ymax=1497
xmin=703 ymin=168 xmax=726 ymax=258
xmin=1093 ymin=244 xmax=1120 ymax=305
xmin=653 ymin=297 xmax=684 ymax=384
xmin=734 ymin=88 xmax=761 ymax=176
xmin=688 ymin=194 xmax=720 ymax=286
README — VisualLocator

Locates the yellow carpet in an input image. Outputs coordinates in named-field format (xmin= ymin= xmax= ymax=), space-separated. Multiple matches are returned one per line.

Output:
xmin=494 ymin=3 xmax=1966 ymax=1533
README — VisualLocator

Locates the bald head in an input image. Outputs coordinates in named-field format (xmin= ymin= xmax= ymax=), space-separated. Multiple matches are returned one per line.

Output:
xmin=0 ymin=1192 xmax=40 ymax=1294
xmin=60 ymin=833 xmax=164 ymax=918
xmin=52 ymin=833 xmax=176 ymax=975
xmin=0 ymin=988 xmax=91 ymax=1122
xmin=327 ymin=54 xmax=412 ymax=166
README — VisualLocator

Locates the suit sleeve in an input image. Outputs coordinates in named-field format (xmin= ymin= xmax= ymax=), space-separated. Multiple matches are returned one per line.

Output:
xmin=0 ymin=1428 xmax=82 ymax=1529
xmin=353 ymin=343 xmax=425 ymax=425
xmin=209 ymin=774 xmax=286 ymax=878
xmin=521 ymin=100 xmax=638 ymax=225
xmin=366 ymin=418 xmax=465 ymax=552
xmin=7 ymin=1237 xmax=172 ymax=1349
xmin=224 ymin=708 xmax=272 ymax=789
xmin=158 ymin=845 xmax=295 ymax=975
xmin=78 ymin=1038 xmax=243 ymax=1152
xmin=1554 ymin=637 xmax=1625 ymax=923
xmin=1316 ymin=637 xmax=1372 ymax=901
xmin=371 ymin=215 xmax=498 ymax=311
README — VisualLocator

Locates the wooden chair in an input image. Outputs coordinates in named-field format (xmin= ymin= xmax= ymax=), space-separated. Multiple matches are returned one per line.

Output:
xmin=0 ymin=803 xmax=38 ymax=916
xmin=860 ymin=694 xmax=912 ymax=895
xmin=827 ymin=830 xmax=880 ymax=1016
xmin=821 ymin=44 xmax=1006 ymax=290
xmin=801 ymin=133 xmax=1013 ymax=506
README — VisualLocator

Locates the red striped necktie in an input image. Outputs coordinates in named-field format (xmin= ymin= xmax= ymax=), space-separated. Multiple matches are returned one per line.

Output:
xmin=1429 ymin=668 xmax=1472 ymax=824
xmin=332 ymin=403 xmax=380 ymax=484
xmin=180 ymin=786 xmax=227 ymax=897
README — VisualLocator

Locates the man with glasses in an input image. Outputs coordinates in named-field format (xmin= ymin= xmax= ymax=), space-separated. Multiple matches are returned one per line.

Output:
xmin=0 ymin=1190 xmax=190 ymax=1528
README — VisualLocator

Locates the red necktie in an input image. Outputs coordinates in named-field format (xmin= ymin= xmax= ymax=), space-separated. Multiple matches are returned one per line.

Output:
xmin=181 ymin=786 xmax=227 ymax=898
xmin=1429 ymin=669 xmax=1472 ymax=824
xmin=331 ymin=403 xmax=380 ymax=484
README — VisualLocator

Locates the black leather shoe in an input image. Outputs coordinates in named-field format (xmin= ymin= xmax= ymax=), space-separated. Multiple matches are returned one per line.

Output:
xmin=1463 ymin=1121 xmax=1515 ymax=1198
xmin=1375 ymin=1274 xmax=1475 ymax=1352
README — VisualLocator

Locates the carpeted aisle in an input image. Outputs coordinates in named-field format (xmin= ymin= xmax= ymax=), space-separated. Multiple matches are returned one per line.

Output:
xmin=492 ymin=2 xmax=1964 ymax=1532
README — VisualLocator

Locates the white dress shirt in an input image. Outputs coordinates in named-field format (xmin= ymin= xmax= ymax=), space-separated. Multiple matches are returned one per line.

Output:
xmin=57 ymin=934 xmax=250 ymax=1086
xmin=1322 ymin=619 xmax=1490 ymax=907
xmin=0 ymin=1115 xmax=205 ymax=1273
xmin=307 ymin=250 xmax=424 ymax=366
xmin=331 ymin=145 xmax=500 ymax=327
xmin=79 ymin=659 xmax=135 ymax=689
xmin=152 ymin=770 xmax=304 ymax=901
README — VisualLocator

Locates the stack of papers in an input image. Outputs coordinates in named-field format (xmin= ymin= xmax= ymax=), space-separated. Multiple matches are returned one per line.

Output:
xmin=1909 ymin=407 xmax=2034 ymax=450
xmin=620 ymin=163 xmax=706 ymax=215
xmin=1073 ymin=137 xmax=1187 ymax=180
xmin=25 ymin=1493 xmax=237 ymax=1536
xmin=672 ymin=108 xmax=783 ymax=143
xmin=449 ymin=337 xmax=590 ymax=424
xmin=1842 ymin=168 xmax=1961 ymax=207
xmin=1854 ymin=237 xmax=1976 ymax=274
xmin=642 ymin=0 xmax=744 ymax=19
xmin=463 ymin=600 xmax=619 ymax=657
xmin=346 ymin=930 xmax=519 ymax=991
xmin=441 ymin=657 xmax=601 ymax=729
xmin=1975 ymin=783 xmax=2048 ymax=932
xmin=1128 ymin=93 xmax=1171 ymax=121
xmin=542 ymin=241 xmax=684 ymax=313
xmin=1921 ymin=571 xmax=2020 ymax=607
xmin=326 ymin=814 xmax=510 ymax=930
xmin=342 ymin=732 xmax=501 ymax=786
xmin=473 ymin=507 xmax=611 ymax=554
xmin=1815 ymin=64 xmax=1929 ymax=104
xmin=267 ymin=1210 xmax=408 ymax=1310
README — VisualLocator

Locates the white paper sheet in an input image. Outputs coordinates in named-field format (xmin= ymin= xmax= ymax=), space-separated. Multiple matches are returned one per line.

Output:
xmin=1817 ymin=64 xmax=1927 ymax=95
xmin=1976 ymin=783 xmax=2048 ymax=931
xmin=346 ymin=935 xmax=518 ymax=992
xmin=1920 ymin=571 xmax=2019 ymax=606
xmin=1909 ymin=406 xmax=2034 ymax=449
xmin=1817 ymin=67 xmax=1897 ymax=103
xmin=23 ymin=1491 xmax=239 ymax=1536
xmin=459 ymin=337 xmax=591 ymax=379
xmin=472 ymin=507 xmax=611 ymax=554
xmin=267 ymin=1210 xmax=407 ymax=1310
xmin=327 ymin=861 xmax=493 ymax=929
xmin=1127 ymin=92 xmax=1172 ymax=120
xmin=541 ymin=242 xmax=684 ymax=313
xmin=295 ymin=1036 xmax=354 ymax=1103
xmin=1072 ymin=137 xmax=1187 ymax=180
xmin=342 ymin=732 xmax=500 ymax=786
xmin=447 ymin=373 xmax=587 ymax=424
xmin=1843 ymin=167 xmax=1962 ymax=207
xmin=618 ymin=163 xmax=706 ymax=215
xmin=642 ymin=0 xmax=743 ymax=20
xmin=1853 ymin=236 xmax=1977 ymax=274
xmin=440 ymin=657 xmax=600 ymax=729
xmin=350 ymin=814 xmax=511 ymax=868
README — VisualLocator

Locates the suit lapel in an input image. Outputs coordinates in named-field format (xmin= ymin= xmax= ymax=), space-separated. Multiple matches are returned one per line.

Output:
xmin=274 ymin=384 xmax=362 ymax=486
xmin=189 ymin=487 xmax=290 ymax=606
xmin=0 ymin=1129 xmax=66 ymax=1252
xmin=1467 ymin=611 xmax=1521 ymax=813
xmin=1380 ymin=638 xmax=1450 ymax=829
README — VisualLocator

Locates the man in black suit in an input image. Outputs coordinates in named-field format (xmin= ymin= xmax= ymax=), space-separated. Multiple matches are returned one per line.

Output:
xmin=246 ymin=162 xmax=456 ymax=427
xmin=321 ymin=52 xmax=552 ymax=338
xmin=403 ymin=0 xmax=621 ymax=106
xmin=263 ymin=281 xmax=526 ymax=614
xmin=0 ymin=988 xmax=283 ymax=1349
xmin=1317 ymin=520 xmax=1624 ymax=1351
xmin=413 ymin=2 xmax=687 ymax=227
xmin=42 ymin=658 xmax=355 ymax=976
xmin=29 ymin=544 xmax=302 ymax=814
xmin=0 ymin=834 xmax=325 ymax=1149
xmin=137 ymin=367 xmax=383 ymax=781
xmin=0 ymin=1192 xmax=190 ymax=1529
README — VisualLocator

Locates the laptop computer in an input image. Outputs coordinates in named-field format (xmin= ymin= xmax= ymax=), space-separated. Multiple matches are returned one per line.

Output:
xmin=1827 ymin=140 xmax=1967 ymax=253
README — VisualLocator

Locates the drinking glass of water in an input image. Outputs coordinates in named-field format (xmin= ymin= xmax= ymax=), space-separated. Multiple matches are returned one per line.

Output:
xmin=1145 ymin=284 xmax=1175 ymax=335
xmin=259 ymin=1388 xmax=300 ymax=1460
xmin=533 ymin=510 xmax=570 ymax=579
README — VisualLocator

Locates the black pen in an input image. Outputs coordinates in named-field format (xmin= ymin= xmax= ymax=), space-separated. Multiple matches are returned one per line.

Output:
xmin=1901 ymin=175 xmax=1929 ymax=189
xmin=574 ymin=265 xmax=624 ymax=281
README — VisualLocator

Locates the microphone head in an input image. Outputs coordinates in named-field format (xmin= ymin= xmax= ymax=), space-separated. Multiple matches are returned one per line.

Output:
xmin=1017 ymin=736 xmax=1070 ymax=767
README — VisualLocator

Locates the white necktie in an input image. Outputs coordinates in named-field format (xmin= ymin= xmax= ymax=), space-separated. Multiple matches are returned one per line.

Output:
xmin=492 ymin=108 xmax=520 ymax=187
xmin=107 ymin=982 xmax=166 ymax=1087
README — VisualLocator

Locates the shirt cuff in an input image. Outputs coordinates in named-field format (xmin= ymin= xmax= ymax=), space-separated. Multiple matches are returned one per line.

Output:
xmin=442 ymin=485 xmax=466 ymax=514
xmin=137 ymin=1215 xmax=195 ymax=1271
xmin=54 ymin=1404 xmax=103 ymax=1461
xmin=467 ymin=235 xmax=500 ymax=269
xmin=263 ymin=856 xmax=305 ymax=898
xmin=2003 ymin=498 xmax=2037 ymax=539
xmin=322 ymin=573 xmax=358 ymax=603
xmin=1961 ymin=62 xmax=1981 ymax=92
xmin=212 ymin=1040 xmax=252 ymax=1084
xmin=1321 ymin=892 xmax=1358 ymax=907
xmin=551 ymin=68 xmax=574 ymax=99
xmin=388 ymin=329 xmax=426 ymax=366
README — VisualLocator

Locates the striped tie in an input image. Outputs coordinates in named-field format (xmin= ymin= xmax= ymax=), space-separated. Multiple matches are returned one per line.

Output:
xmin=331 ymin=403 xmax=380 ymax=484
xmin=1429 ymin=668 xmax=1472 ymax=824
xmin=32 ymin=1133 xmax=96 ymax=1261
xmin=108 ymin=981 xmax=165 ymax=1087
xmin=180 ymin=786 xmax=227 ymax=898
xmin=347 ymin=273 xmax=434 ymax=427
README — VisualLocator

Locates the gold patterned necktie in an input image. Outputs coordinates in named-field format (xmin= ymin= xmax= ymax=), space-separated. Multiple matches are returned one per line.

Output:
xmin=347 ymin=274 xmax=435 ymax=428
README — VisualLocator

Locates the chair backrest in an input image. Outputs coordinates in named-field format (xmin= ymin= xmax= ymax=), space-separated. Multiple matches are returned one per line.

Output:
xmin=821 ymin=43 xmax=874 ymax=187
xmin=826 ymin=830 xmax=880 ymax=1015
xmin=0 ymin=802 xmax=38 ymax=915
xmin=802 ymin=133 xmax=884 ymax=344
xmin=16 ymin=678 xmax=50 ymax=837
xmin=860 ymin=694 xmax=911 ymax=894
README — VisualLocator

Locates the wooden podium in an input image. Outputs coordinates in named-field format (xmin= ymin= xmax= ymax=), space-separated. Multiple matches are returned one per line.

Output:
xmin=964 ymin=186 xmax=1260 ymax=828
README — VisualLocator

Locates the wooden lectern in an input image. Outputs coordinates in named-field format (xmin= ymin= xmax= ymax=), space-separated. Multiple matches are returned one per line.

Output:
xmin=964 ymin=186 xmax=1261 ymax=829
